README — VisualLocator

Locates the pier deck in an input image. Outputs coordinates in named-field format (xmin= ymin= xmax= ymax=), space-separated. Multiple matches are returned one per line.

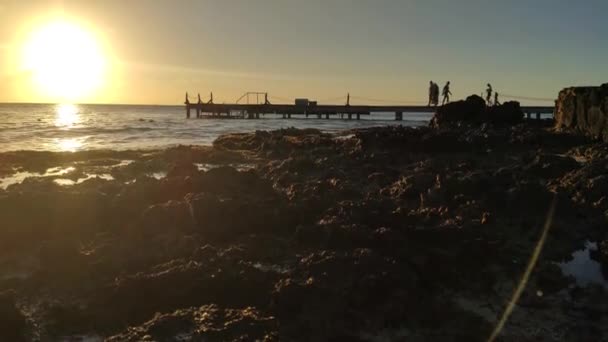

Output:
xmin=185 ymin=102 xmax=554 ymax=121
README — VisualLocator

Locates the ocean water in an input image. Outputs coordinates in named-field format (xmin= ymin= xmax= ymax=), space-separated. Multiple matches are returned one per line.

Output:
xmin=0 ymin=103 xmax=431 ymax=152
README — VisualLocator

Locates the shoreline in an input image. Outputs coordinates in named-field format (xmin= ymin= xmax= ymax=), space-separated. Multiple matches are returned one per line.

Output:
xmin=0 ymin=120 xmax=607 ymax=340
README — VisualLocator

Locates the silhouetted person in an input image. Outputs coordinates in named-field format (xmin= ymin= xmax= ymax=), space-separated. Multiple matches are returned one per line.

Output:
xmin=208 ymin=92 xmax=214 ymax=104
xmin=428 ymin=81 xmax=434 ymax=106
xmin=185 ymin=92 xmax=189 ymax=105
xmin=432 ymin=82 xmax=440 ymax=106
xmin=442 ymin=81 xmax=451 ymax=105
xmin=494 ymin=92 xmax=500 ymax=106
xmin=486 ymin=83 xmax=493 ymax=105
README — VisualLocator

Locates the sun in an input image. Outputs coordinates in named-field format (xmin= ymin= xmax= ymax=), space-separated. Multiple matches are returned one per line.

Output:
xmin=20 ymin=20 xmax=106 ymax=102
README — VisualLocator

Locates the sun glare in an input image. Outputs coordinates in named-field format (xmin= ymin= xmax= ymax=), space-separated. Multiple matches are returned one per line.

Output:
xmin=20 ymin=21 xmax=106 ymax=102
xmin=55 ymin=103 xmax=80 ymax=127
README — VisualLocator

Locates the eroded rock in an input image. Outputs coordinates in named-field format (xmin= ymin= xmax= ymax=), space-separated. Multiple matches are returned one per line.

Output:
xmin=555 ymin=84 xmax=608 ymax=141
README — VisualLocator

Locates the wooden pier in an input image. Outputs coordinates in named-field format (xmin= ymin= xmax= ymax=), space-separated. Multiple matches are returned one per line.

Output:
xmin=184 ymin=93 xmax=554 ymax=121
xmin=186 ymin=102 xmax=554 ymax=121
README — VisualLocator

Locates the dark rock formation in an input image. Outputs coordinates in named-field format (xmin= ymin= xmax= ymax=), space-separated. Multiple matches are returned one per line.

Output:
xmin=430 ymin=95 xmax=523 ymax=127
xmin=106 ymin=305 xmax=278 ymax=341
xmin=555 ymin=84 xmax=608 ymax=141
xmin=0 ymin=290 xmax=26 ymax=342
xmin=0 ymin=123 xmax=606 ymax=340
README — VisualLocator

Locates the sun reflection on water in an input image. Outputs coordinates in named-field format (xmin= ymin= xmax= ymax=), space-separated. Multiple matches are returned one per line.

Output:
xmin=55 ymin=104 xmax=80 ymax=128
xmin=56 ymin=138 xmax=84 ymax=152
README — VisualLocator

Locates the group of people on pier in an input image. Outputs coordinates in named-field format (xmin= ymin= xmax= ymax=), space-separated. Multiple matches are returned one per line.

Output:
xmin=428 ymin=82 xmax=501 ymax=107
xmin=485 ymin=84 xmax=500 ymax=106
xmin=427 ymin=81 xmax=451 ymax=106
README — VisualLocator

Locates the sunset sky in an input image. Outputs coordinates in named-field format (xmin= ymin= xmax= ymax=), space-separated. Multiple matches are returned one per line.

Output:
xmin=0 ymin=0 xmax=606 ymax=105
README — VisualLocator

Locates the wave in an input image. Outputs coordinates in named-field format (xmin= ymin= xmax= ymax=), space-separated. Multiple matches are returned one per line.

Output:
xmin=0 ymin=103 xmax=427 ymax=152
xmin=1 ymin=126 xmax=160 ymax=136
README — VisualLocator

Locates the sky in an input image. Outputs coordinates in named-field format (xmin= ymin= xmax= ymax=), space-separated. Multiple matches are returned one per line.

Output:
xmin=0 ymin=0 xmax=606 ymax=105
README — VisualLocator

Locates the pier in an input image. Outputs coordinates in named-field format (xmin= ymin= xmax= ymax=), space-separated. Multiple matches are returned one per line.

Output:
xmin=184 ymin=93 xmax=554 ymax=121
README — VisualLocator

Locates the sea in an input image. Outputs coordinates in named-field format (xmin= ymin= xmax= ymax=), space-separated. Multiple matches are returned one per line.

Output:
xmin=0 ymin=103 xmax=431 ymax=152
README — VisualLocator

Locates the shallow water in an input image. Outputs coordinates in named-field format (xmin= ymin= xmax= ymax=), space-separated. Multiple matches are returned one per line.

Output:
xmin=558 ymin=241 xmax=608 ymax=289
xmin=0 ymin=164 xmax=122 ymax=189
xmin=0 ymin=166 xmax=76 ymax=189
xmin=0 ymin=160 xmax=259 ymax=189
xmin=0 ymin=103 xmax=430 ymax=152
xmin=148 ymin=171 xmax=168 ymax=180
xmin=53 ymin=173 xmax=114 ymax=186
xmin=195 ymin=162 xmax=255 ymax=172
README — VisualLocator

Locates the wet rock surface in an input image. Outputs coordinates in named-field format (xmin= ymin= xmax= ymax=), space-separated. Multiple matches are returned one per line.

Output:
xmin=0 ymin=121 xmax=607 ymax=341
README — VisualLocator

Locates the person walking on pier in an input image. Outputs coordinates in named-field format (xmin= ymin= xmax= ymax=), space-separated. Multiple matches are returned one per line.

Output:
xmin=432 ymin=82 xmax=440 ymax=106
xmin=486 ymin=83 xmax=493 ymax=105
xmin=494 ymin=92 xmax=500 ymax=106
xmin=428 ymin=81 xmax=438 ymax=107
xmin=441 ymin=81 xmax=452 ymax=105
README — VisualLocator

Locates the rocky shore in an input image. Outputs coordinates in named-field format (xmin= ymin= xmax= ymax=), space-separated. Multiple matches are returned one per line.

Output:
xmin=0 ymin=100 xmax=607 ymax=341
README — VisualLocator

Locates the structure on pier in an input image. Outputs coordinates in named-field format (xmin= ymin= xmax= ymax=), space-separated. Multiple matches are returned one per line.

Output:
xmin=184 ymin=92 xmax=555 ymax=121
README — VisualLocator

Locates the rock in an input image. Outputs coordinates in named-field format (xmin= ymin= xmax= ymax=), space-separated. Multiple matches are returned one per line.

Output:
xmin=524 ymin=154 xmax=580 ymax=179
xmin=0 ymin=191 xmax=112 ymax=249
xmin=195 ymin=167 xmax=275 ymax=197
xmin=0 ymin=290 xmax=26 ymax=342
xmin=166 ymin=161 xmax=198 ymax=178
xmin=505 ymin=181 xmax=553 ymax=214
xmin=587 ymin=175 xmax=608 ymax=202
xmin=43 ymin=304 xmax=94 ymax=337
xmin=431 ymin=95 xmax=486 ymax=127
xmin=213 ymin=128 xmax=329 ymax=155
xmin=430 ymin=95 xmax=524 ymax=128
xmin=37 ymin=239 xmax=88 ymax=277
xmin=535 ymin=263 xmax=573 ymax=295
xmin=388 ymin=173 xmax=436 ymax=199
xmin=555 ymin=84 xmax=608 ymax=141
xmin=91 ymin=258 xmax=275 ymax=329
xmin=1 ymin=123 xmax=607 ymax=340
xmin=480 ymin=212 xmax=492 ymax=225
xmin=598 ymin=240 xmax=608 ymax=265
xmin=486 ymin=100 xmax=524 ymax=124
xmin=137 ymin=200 xmax=196 ymax=236
xmin=106 ymin=304 xmax=278 ymax=342
xmin=185 ymin=192 xmax=290 ymax=238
